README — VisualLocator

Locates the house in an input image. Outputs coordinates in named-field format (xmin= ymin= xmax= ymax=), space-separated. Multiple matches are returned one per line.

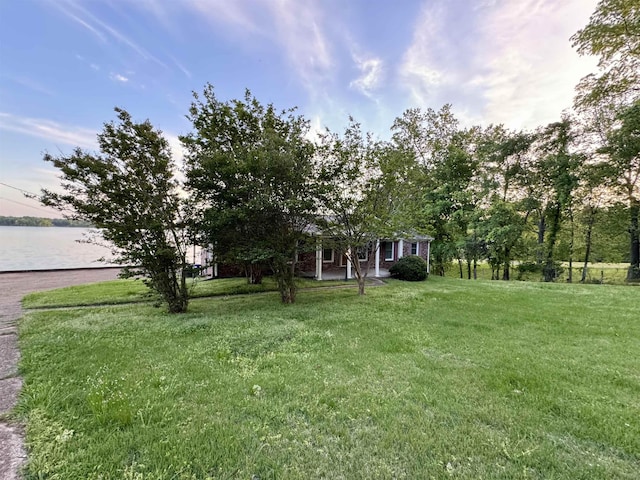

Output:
xmin=296 ymin=235 xmax=432 ymax=280
xmin=200 ymin=234 xmax=433 ymax=280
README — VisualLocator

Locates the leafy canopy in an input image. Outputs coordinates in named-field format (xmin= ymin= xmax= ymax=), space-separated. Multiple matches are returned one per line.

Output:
xmin=41 ymin=108 xmax=190 ymax=313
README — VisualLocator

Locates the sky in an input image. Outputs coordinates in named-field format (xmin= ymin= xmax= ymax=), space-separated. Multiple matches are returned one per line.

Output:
xmin=0 ymin=0 xmax=599 ymax=218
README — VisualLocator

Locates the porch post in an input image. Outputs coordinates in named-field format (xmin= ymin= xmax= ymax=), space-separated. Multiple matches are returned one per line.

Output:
xmin=315 ymin=237 xmax=323 ymax=280
xmin=346 ymin=247 xmax=352 ymax=279
xmin=375 ymin=239 xmax=380 ymax=277
xmin=398 ymin=239 xmax=404 ymax=259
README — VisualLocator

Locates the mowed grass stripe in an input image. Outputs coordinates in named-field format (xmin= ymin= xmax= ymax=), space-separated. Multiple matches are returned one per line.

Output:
xmin=16 ymin=277 xmax=640 ymax=479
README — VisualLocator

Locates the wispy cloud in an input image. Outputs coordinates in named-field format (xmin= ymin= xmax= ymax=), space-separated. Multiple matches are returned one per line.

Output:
xmin=169 ymin=55 xmax=192 ymax=79
xmin=75 ymin=54 xmax=101 ymax=71
xmin=143 ymin=0 xmax=333 ymax=95
xmin=110 ymin=73 xmax=129 ymax=83
xmin=2 ymin=75 xmax=54 ymax=96
xmin=350 ymin=53 xmax=384 ymax=100
xmin=398 ymin=0 xmax=599 ymax=129
xmin=0 ymin=112 xmax=97 ymax=149
xmin=398 ymin=2 xmax=450 ymax=105
xmin=58 ymin=6 xmax=108 ymax=43
xmin=265 ymin=0 xmax=333 ymax=93
xmin=169 ymin=0 xmax=261 ymax=35
xmin=467 ymin=0 xmax=599 ymax=128
xmin=52 ymin=0 xmax=168 ymax=69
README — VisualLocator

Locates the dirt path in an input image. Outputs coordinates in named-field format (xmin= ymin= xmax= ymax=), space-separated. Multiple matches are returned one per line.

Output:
xmin=0 ymin=268 xmax=121 ymax=480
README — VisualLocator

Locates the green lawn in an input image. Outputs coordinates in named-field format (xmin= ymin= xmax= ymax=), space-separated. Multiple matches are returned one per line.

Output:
xmin=22 ymin=276 xmax=352 ymax=309
xmin=16 ymin=277 xmax=640 ymax=479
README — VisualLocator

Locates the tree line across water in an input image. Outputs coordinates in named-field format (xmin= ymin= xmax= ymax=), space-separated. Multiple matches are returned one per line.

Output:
xmin=0 ymin=216 xmax=92 ymax=227
xmin=39 ymin=0 xmax=639 ymax=312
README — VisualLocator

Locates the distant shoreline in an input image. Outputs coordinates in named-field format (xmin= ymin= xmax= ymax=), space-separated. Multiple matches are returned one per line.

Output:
xmin=0 ymin=216 xmax=93 ymax=228
xmin=0 ymin=225 xmax=90 ymax=228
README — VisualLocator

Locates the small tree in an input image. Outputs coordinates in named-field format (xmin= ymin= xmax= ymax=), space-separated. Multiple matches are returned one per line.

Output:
xmin=317 ymin=119 xmax=411 ymax=295
xmin=41 ymin=108 xmax=191 ymax=313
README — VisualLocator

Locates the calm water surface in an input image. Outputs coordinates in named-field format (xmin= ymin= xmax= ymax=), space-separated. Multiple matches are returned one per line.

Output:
xmin=0 ymin=226 xmax=117 ymax=271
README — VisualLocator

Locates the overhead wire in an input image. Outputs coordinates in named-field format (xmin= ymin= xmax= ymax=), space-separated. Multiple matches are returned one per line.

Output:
xmin=0 ymin=196 xmax=58 ymax=214
xmin=0 ymin=182 xmax=69 ymax=215
xmin=0 ymin=182 xmax=39 ymax=197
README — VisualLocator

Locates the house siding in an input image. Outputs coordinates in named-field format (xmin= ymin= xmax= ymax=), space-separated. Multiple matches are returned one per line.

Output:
xmin=201 ymin=238 xmax=432 ymax=279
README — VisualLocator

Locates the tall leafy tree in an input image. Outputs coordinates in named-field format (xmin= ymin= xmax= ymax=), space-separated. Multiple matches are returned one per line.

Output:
xmin=317 ymin=119 xmax=413 ymax=295
xmin=572 ymin=0 xmax=640 ymax=281
xmin=571 ymin=0 xmax=640 ymax=108
xmin=536 ymin=118 xmax=581 ymax=281
xmin=474 ymin=126 xmax=534 ymax=280
xmin=40 ymin=108 xmax=191 ymax=313
xmin=182 ymin=85 xmax=321 ymax=303
xmin=574 ymin=163 xmax=612 ymax=282
xmin=391 ymin=105 xmax=475 ymax=275
xmin=600 ymin=100 xmax=640 ymax=280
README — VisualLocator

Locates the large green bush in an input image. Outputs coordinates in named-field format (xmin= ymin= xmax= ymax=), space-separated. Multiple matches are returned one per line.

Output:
xmin=389 ymin=255 xmax=428 ymax=281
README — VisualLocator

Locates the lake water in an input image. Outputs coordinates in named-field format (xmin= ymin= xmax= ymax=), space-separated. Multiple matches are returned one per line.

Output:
xmin=0 ymin=226 xmax=118 ymax=271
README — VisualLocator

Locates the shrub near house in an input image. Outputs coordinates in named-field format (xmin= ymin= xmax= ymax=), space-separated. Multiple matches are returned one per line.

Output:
xmin=389 ymin=255 xmax=428 ymax=281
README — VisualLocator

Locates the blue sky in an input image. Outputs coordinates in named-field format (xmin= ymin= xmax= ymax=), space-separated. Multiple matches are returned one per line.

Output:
xmin=0 ymin=0 xmax=598 ymax=217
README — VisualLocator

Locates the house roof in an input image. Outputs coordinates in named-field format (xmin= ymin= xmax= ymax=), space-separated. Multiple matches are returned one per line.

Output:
xmin=304 ymin=222 xmax=433 ymax=242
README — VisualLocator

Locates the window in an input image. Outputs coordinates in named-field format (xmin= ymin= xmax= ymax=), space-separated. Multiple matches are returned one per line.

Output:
xmin=357 ymin=246 xmax=367 ymax=262
xmin=384 ymin=242 xmax=394 ymax=261
xmin=322 ymin=248 xmax=334 ymax=263
xmin=411 ymin=242 xmax=419 ymax=255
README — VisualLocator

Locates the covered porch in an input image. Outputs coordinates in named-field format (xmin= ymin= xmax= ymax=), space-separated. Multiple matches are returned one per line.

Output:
xmin=304 ymin=236 xmax=432 ymax=281
xmin=300 ymin=266 xmax=391 ymax=280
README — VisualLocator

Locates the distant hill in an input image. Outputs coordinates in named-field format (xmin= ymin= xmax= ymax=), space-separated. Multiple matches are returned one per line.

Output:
xmin=0 ymin=216 xmax=93 ymax=227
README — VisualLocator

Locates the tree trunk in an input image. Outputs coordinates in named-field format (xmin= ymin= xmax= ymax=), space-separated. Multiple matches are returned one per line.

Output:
xmin=246 ymin=263 xmax=263 ymax=284
xmin=458 ymin=258 xmax=463 ymax=279
xmin=278 ymin=274 xmax=296 ymax=304
xmin=473 ymin=258 xmax=477 ymax=279
xmin=537 ymin=214 xmax=546 ymax=265
xmin=275 ymin=257 xmax=297 ymax=304
xmin=358 ymin=277 xmax=366 ymax=295
xmin=568 ymin=208 xmax=574 ymax=283
xmin=153 ymin=260 xmax=189 ymax=313
xmin=467 ymin=261 xmax=471 ymax=280
xmin=502 ymin=247 xmax=510 ymax=281
xmin=171 ymin=272 xmax=189 ymax=313
xmin=280 ymin=285 xmax=296 ymax=303
xmin=568 ymin=257 xmax=573 ymax=283
xmin=628 ymin=200 xmax=640 ymax=281
xmin=544 ymin=204 xmax=561 ymax=282
xmin=581 ymin=206 xmax=596 ymax=283
xmin=351 ymin=257 xmax=367 ymax=296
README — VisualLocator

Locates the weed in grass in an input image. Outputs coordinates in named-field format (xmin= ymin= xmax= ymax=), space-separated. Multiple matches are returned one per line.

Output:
xmin=86 ymin=367 xmax=134 ymax=427
xmin=23 ymin=409 xmax=77 ymax=477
